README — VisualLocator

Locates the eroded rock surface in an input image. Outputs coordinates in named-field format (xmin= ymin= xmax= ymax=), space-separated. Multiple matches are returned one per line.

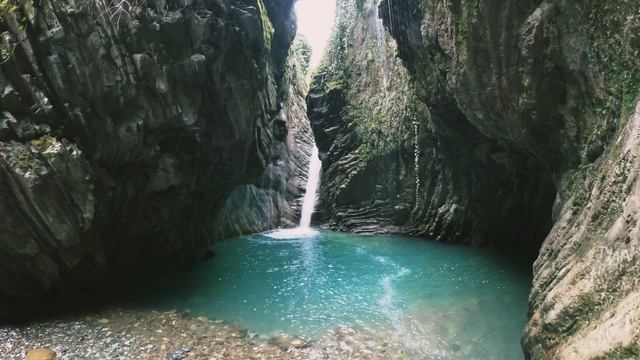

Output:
xmin=0 ymin=0 xmax=313 ymax=319
xmin=310 ymin=0 xmax=640 ymax=357
xmin=307 ymin=0 xmax=429 ymax=235
xmin=376 ymin=0 xmax=640 ymax=357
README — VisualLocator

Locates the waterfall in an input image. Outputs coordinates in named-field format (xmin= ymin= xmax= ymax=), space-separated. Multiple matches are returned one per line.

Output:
xmin=372 ymin=0 xmax=390 ymax=95
xmin=266 ymin=145 xmax=322 ymax=239
xmin=412 ymin=119 xmax=420 ymax=212
xmin=299 ymin=146 xmax=322 ymax=228
xmin=387 ymin=0 xmax=394 ymax=34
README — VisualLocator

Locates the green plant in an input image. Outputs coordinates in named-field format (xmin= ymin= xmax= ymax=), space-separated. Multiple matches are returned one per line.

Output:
xmin=0 ymin=0 xmax=24 ymax=65
xmin=11 ymin=147 xmax=41 ymax=173
xmin=292 ymin=36 xmax=312 ymax=76
xmin=257 ymin=0 xmax=274 ymax=50
xmin=31 ymin=134 xmax=56 ymax=152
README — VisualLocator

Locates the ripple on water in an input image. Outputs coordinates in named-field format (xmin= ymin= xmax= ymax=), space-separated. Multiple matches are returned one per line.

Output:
xmin=126 ymin=230 xmax=532 ymax=359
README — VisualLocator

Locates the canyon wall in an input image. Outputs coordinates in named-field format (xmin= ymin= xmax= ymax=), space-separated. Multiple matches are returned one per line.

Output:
xmin=308 ymin=0 xmax=556 ymax=252
xmin=0 ymin=0 xmax=312 ymax=319
xmin=310 ymin=0 xmax=640 ymax=357
xmin=307 ymin=0 xmax=430 ymax=235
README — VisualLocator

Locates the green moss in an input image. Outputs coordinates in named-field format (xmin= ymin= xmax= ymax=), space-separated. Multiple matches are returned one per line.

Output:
xmin=0 ymin=0 xmax=23 ymax=63
xmin=11 ymin=147 xmax=41 ymax=173
xmin=0 ymin=0 xmax=17 ymax=13
xmin=592 ymin=343 xmax=640 ymax=360
xmin=463 ymin=0 xmax=479 ymax=16
xmin=565 ymin=164 xmax=593 ymax=212
xmin=31 ymin=134 xmax=56 ymax=152
xmin=292 ymin=36 xmax=311 ymax=76
xmin=310 ymin=0 xmax=426 ymax=165
xmin=257 ymin=0 xmax=274 ymax=50
xmin=584 ymin=1 xmax=640 ymax=131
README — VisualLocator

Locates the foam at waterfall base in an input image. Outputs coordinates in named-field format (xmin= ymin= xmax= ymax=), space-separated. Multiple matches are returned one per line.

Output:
xmin=264 ymin=227 xmax=318 ymax=239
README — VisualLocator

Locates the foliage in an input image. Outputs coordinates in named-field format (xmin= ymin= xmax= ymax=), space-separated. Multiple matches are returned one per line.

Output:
xmin=316 ymin=0 xmax=419 ymax=161
xmin=10 ymin=147 xmax=41 ymax=173
xmin=31 ymin=134 xmax=56 ymax=152
xmin=576 ymin=0 xmax=640 ymax=161
xmin=585 ymin=2 xmax=640 ymax=118
xmin=0 ymin=0 xmax=23 ymax=65
xmin=0 ymin=0 xmax=16 ymax=13
xmin=292 ymin=35 xmax=312 ymax=76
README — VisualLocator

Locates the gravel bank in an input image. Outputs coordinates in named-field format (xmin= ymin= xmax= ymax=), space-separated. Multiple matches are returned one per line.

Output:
xmin=0 ymin=308 xmax=415 ymax=359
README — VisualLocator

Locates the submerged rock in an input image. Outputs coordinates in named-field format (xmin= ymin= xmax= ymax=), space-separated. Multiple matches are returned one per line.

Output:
xmin=270 ymin=334 xmax=309 ymax=350
xmin=166 ymin=348 xmax=190 ymax=360
xmin=1 ymin=308 xmax=421 ymax=359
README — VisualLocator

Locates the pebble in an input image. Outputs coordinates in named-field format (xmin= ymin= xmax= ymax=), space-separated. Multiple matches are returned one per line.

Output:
xmin=167 ymin=348 xmax=190 ymax=360
xmin=0 ymin=308 xmax=423 ymax=360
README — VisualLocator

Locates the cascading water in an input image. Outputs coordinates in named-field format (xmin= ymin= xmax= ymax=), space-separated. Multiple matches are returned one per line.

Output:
xmin=413 ymin=118 xmax=420 ymax=212
xmin=267 ymin=145 xmax=322 ymax=239
xmin=299 ymin=146 xmax=322 ymax=228
xmin=372 ymin=0 xmax=390 ymax=95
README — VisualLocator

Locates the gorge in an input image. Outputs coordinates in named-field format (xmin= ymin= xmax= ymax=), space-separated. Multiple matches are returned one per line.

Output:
xmin=1 ymin=0 xmax=640 ymax=359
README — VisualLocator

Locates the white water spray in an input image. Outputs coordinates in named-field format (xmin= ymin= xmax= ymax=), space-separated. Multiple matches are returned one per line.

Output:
xmin=373 ymin=0 xmax=390 ymax=95
xmin=299 ymin=146 xmax=322 ymax=228
xmin=266 ymin=145 xmax=322 ymax=239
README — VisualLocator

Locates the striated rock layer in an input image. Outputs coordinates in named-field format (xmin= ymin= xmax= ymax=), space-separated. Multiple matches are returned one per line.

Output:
xmin=310 ymin=0 xmax=640 ymax=357
xmin=308 ymin=0 xmax=556 ymax=253
xmin=0 ymin=0 xmax=313 ymax=319
xmin=307 ymin=0 xmax=430 ymax=235
xmin=378 ymin=0 xmax=640 ymax=357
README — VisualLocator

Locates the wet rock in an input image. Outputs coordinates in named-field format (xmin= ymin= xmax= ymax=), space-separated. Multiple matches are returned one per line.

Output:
xmin=167 ymin=348 xmax=190 ymax=360
xmin=1 ymin=308 xmax=425 ymax=360
xmin=270 ymin=334 xmax=307 ymax=350
xmin=0 ymin=111 xmax=17 ymax=141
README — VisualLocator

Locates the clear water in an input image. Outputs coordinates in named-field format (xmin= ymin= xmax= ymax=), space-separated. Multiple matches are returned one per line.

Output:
xmin=132 ymin=231 xmax=531 ymax=359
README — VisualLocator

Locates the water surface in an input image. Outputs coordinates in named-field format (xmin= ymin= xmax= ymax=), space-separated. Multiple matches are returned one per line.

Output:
xmin=132 ymin=231 xmax=531 ymax=359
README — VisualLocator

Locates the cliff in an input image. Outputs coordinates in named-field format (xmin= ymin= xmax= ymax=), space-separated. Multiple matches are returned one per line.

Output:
xmin=307 ymin=0 xmax=429 ymax=234
xmin=309 ymin=0 xmax=640 ymax=357
xmin=0 ymin=0 xmax=312 ymax=319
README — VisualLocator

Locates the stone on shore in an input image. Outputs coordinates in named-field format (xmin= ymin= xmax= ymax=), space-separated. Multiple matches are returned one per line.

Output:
xmin=25 ymin=348 xmax=56 ymax=360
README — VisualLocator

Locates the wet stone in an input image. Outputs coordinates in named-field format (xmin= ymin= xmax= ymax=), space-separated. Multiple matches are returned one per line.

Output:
xmin=0 ymin=308 xmax=421 ymax=360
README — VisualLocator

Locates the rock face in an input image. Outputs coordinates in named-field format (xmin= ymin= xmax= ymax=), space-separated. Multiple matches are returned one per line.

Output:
xmin=309 ymin=0 xmax=556 ymax=252
xmin=307 ymin=0 xmax=429 ymax=234
xmin=212 ymin=38 xmax=315 ymax=239
xmin=524 ymin=102 xmax=640 ymax=359
xmin=310 ymin=0 xmax=640 ymax=357
xmin=0 ymin=0 xmax=312 ymax=319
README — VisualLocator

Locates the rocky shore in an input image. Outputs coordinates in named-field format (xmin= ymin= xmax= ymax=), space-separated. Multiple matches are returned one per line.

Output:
xmin=0 ymin=308 xmax=415 ymax=360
